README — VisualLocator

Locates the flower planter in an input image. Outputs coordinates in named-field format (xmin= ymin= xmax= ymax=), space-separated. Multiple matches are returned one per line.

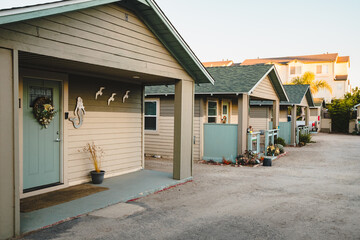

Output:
xmin=90 ymin=170 xmax=105 ymax=184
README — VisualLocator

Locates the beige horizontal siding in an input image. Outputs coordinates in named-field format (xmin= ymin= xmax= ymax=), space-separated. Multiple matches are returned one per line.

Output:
xmin=251 ymin=76 xmax=278 ymax=101
xmin=145 ymin=97 xmax=201 ymax=161
xmin=193 ymin=98 xmax=201 ymax=161
xmin=145 ymin=97 xmax=174 ymax=159
xmin=230 ymin=99 xmax=238 ymax=124
xmin=279 ymin=108 xmax=288 ymax=122
xmin=0 ymin=3 xmax=192 ymax=80
xmin=249 ymin=106 xmax=270 ymax=131
xmin=67 ymin=76 xmax=142 ymax=185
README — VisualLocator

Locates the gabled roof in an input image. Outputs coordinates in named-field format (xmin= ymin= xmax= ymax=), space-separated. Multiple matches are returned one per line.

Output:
xmin=146 ymin=65 xmax=289 ymax=101
xmin=313 ymin=98 xmax=326 ymax=108
xmin=250 ymin=84 xmax=315 ymax=107
xmin=241 ymin=53 xmax=340 ymax=66
xmin=0 ymin=0 xmax=214 ymax=84
xmin=202 ymin=60 xmax=233 ymax=67
xmin=281 ymin=85 xmax=314 ymax=107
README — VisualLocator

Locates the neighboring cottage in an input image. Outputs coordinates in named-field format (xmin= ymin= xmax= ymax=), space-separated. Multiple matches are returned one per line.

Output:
xmin=310 ymin=98 xmax=326 ymax=132
xmin=145 ymin=64 xmax=288 ymax=161
xmin=0 ymin=0 xmax=214 ymax=238
xmin=241 ymin=53 xmax=350 ymax=103
xmin=251 ymin=84 xmax=315 ymax=145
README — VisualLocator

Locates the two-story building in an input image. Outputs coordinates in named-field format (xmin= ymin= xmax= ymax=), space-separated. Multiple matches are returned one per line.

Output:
xmin=241 ymin=53 xmax=350 ymax=103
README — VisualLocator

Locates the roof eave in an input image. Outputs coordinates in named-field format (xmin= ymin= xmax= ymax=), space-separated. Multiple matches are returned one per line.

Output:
xmin=0 ymin=0 xmax=121 ymax=25
xmin=146 ymin=91 xmax=247 ymax=96
xmin=130 ymin=0 xmax=214 ymax=85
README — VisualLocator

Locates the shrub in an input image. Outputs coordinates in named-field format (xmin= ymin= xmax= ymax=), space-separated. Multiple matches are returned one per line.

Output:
xmin=275 ymin=137 xmax=286 ymax=146
xmin=276 ymin=144 xmax=284 ymax=153
xmin=299 ymin=132 xmax=311 ymax=145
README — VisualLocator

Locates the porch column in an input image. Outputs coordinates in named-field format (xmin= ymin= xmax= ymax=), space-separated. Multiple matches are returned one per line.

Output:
xmin=0 ymin=48 xmax=20 ymax=239
xmin=272 ymin=99 xmax=279 ymax=129
xmin=237 ymin=94 xmax=249 ymax=154
xmin=173 ymin=79 xmax=194 ymax=180
xmin=290 ymin=105 xmax=297 ymax=146
xmin=305 ymin=106 xmax=310 ymax=126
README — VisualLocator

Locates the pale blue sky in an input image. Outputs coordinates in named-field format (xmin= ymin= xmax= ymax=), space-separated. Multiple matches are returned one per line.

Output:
xmin=156 ymin=0 xmax=360 ymax=88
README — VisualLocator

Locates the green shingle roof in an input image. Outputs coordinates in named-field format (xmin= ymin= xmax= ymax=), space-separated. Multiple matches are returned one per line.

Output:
xmin=282 ymin=85 xmax=314 ymax=106
xmin=146 ymin=65 xmax=288 ymax=101
xmin=251 ymin=84 xmax=315 ymax=107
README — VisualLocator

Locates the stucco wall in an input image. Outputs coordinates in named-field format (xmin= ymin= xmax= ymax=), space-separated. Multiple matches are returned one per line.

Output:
xmin=274 ymin=60 xmax=349 ymax=103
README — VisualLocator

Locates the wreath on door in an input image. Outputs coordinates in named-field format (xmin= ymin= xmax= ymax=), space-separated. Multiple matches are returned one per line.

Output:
xmin=33 ymin=97 xmax=57 ymax=128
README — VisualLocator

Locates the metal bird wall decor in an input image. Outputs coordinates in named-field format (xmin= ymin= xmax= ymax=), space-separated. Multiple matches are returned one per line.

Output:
xmin=123 ymin=90 xmax=130 ymax=103
xmin=95 ymin=87 xmax=105 ymax=100
xmin=107 ymin=93 xmax=116 ymax=106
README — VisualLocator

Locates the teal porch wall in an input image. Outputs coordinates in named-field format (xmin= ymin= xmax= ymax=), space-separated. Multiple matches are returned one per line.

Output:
xmin=203 ymin=124 xmax=238 ymax=162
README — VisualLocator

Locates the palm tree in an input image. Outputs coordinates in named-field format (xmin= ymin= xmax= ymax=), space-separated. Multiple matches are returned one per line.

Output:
xmin=290 ymin=71 xmax=332 ymax=94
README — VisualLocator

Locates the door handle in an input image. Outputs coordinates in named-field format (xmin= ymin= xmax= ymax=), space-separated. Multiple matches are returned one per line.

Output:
xmin=55 ymin=138 xmax=61 ymax=142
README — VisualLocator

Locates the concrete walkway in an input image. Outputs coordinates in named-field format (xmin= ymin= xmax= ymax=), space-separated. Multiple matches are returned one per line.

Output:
xmin=20 ymin=133 xmax=360 ymax=240
xmin=20 ymin=170 xmax=191 ymax=234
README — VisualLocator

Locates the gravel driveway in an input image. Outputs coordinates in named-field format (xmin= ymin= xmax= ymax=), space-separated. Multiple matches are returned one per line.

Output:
xmin=21 ymin=133 xmax=360 ymax=240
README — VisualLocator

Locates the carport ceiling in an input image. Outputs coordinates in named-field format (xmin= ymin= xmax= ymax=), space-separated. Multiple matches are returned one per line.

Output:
xmin=19 ymin=51 xmax=176 ymax=85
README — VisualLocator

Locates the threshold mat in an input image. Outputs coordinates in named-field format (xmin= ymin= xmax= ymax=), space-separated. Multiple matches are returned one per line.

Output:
xmin=21 ymin=184 xmax=109 ymax=213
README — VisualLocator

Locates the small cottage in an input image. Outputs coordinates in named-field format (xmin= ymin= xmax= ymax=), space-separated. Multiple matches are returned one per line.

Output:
xmin=145 ymin=64 xmax=288 ymax=161
xmin=0 ymin=0 xmax=214 ymax=238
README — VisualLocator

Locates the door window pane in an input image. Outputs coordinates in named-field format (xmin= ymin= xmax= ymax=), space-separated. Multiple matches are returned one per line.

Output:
xmin=29 ymin=87 xmax=53 ymax=107
xmin=223 ymin=105 xmax=228 ymax=114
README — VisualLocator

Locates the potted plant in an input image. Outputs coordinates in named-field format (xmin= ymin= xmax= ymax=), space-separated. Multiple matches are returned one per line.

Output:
xmin=81 ymin=142 xmax=105 ymax=184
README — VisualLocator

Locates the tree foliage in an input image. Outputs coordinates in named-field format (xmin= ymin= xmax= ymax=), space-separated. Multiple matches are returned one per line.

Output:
xmin=328 ymin=87 xmax=360 ymax=133
xmin=291 ymin=71 xmax=332 ymax=94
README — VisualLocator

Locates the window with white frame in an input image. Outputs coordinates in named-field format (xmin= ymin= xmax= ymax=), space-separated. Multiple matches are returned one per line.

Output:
xmin=290 ymin=66 xmax=302 ymax=75
xmin=316 ymin=65 xmax=322 ymax=74
xmin=145 ymin=100 xmax=158 ymax=131
xmin=316 ymin=64 xmax=329 ymax=74
xmin=207 ymin=100 xmax=217 ymax=123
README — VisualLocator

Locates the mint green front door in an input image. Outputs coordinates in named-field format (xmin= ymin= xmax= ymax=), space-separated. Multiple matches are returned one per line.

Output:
xmin=23 ymin=78 xmax=61 ymax=191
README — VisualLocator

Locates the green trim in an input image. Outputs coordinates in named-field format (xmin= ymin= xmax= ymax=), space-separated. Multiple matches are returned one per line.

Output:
xmin=0 ymin=0 xmax=120 ymax=25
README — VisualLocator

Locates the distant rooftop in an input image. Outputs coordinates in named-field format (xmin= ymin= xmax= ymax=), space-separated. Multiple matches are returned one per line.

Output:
xmin=202 ymin=60 xmax=233 ymax=67
xmin=241 ymin=53 xmax=349 ymax=65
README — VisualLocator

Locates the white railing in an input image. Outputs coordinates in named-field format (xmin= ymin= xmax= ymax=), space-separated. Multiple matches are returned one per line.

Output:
xmin=264 ymin=129 xmax=279 ymax=153
xmin=298 ymin=126 xmax=310 ymax=135
xmin=247 ymin=132 xmax=261 ymax=153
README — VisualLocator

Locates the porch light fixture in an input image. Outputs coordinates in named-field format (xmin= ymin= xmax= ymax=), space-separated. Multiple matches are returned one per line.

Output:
xmin=132 ymin=76 xmax=140 ymax=79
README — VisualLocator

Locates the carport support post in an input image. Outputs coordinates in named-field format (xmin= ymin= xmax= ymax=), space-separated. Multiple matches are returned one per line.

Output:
xmin=305 ymin=106 xmax=310 ymax=126
xmin=272 ymin=100 xmax=279 ymax=130
xmin=173 ymin=79 xmax=194 ymax=180
xmin=237 ymin=94 xmax=249 ymax=155
xmin=0 ymin=48 xmax=20 ymax=239
xmin=290 ymin=105 xmax=297 ymax=146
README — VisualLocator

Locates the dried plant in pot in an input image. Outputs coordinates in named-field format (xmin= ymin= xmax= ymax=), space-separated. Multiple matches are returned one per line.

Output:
xmin=81 ymin=142 xmax=105 ymax=184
